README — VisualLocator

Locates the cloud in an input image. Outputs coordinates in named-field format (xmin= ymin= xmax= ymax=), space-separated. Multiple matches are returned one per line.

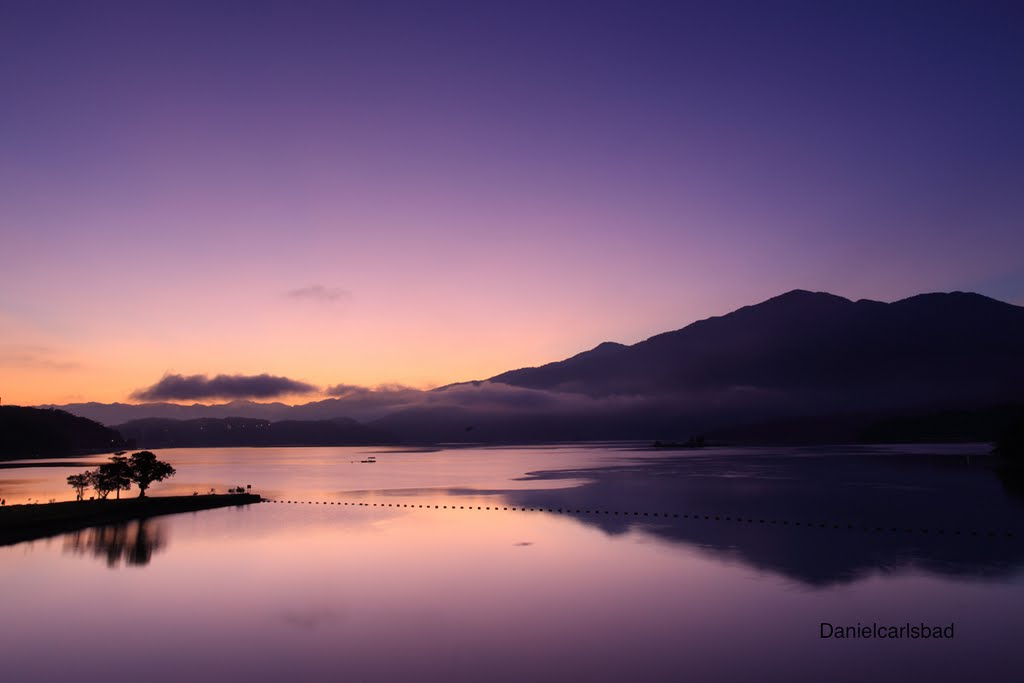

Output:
xmin=325 ymin=383 xmax=419 ymax=399
xmin=361 ymin=381 xmax=693 ymax=442
xmin=286 ymin=285 xmax=351 ymax=303
xmin=317 ymin=380 xmax=650 ymax=423
xmin=132 ymin=373 xmax=319 ymax=401
xmin=321 ymin=383 xmax=425 ymax=419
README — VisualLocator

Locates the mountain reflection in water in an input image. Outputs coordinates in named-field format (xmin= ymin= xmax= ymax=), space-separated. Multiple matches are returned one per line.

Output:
xmin=485 ymin=448 xmax=1024 ymax=586
xmin=5 ymin=445 xmax=1023 ymax=683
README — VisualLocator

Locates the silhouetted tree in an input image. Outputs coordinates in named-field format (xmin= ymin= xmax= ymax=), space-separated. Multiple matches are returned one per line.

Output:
xmin=99 ymin=455 xmax=133 ymax=499
xmin=66 ymin=472 xmax=91 ymax=501
xmin=88 ymin=469 xmax=115 ymax=500
xmin=128 ymin=451 xmax=176 ymax=497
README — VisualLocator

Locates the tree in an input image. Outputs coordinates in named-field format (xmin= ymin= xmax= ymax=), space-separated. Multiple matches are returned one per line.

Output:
xmin=88 ymin=469 xmax=115 ymax=500
xmin=67 ymin=472 xmax=91 ymax=501
xmin=99 ymin=455 xmax=133 ymax=499
xmin=128 ymin=451 xmax=176 ymax=497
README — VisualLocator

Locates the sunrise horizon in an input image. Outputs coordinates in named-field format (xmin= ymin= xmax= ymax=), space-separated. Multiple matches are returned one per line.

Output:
xmin=4 ymin=3 xmax=1023 ymax=411
xmin=10 ymin=285 xmax=1019 ymax=407
xmin=3 ymin=3 xmax=1023 ymax=682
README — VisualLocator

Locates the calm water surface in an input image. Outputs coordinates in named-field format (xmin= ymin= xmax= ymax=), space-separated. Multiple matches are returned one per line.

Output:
xmin=2 ymin=444 xmax=1023 ymax=682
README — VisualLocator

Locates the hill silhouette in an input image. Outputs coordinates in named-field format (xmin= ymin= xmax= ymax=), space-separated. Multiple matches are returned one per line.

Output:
xmin=488 ymin=289 xmax=1024 ymax=410
xmin=0 ymin=406 xmax=129 ymax=459
xmin=363 ymin=290 xmax=1024 ymax=441
xmin=41 ymin=289 xmax=1024 ymax=443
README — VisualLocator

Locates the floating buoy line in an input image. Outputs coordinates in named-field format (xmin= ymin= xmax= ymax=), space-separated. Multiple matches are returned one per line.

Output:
xmin=258 ymin=499 xmax=1017 ymax=539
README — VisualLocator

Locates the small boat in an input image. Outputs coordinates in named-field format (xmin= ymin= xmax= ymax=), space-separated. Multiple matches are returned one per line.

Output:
xmin=359 ymin=456 xmax=377 ymax=464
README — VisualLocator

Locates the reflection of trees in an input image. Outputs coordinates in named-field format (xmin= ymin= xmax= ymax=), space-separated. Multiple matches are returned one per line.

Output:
xmin=62 ymin=519 xmax=167 ymax=567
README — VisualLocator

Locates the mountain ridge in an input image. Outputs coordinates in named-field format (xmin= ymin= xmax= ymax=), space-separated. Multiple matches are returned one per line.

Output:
xmin=484 ymin=289 xmax=1024 ymax=401
xmin=38 ymin=290 xmax=1024 ymax=442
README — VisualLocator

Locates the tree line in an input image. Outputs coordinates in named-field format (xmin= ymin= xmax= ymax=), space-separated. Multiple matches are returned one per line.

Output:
xmin=67 ymin=451 xmax=176 ymax=500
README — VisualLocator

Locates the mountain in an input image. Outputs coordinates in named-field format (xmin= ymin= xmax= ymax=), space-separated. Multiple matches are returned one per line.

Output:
xmin=367 ymin=289 xmax=1024 ymax=441
xmin=0 ymin=406 xmax=129 ymax=459
xmin=40 ymin=289 xmax=1024 ymax=443
xmin=487 ymin=289 xmax=1024 ymax=413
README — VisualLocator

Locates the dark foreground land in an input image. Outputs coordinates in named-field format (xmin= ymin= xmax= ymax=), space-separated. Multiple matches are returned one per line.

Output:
xmin=0 ymin=494 xmax=263 ymax=546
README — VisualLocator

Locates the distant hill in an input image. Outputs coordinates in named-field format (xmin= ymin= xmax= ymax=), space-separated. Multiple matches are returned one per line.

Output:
xmin=42 ymin=289 xmax=1024 ymax=444
xmin=37 ymin=400 xmax=300 ymax=427
xmin=0 ymin=406 xmax=129 ymax=459
xmin=115 ymin=416 xmax=392 ymax=448
xmin=38 ymin=396 xmax=410 ymax=426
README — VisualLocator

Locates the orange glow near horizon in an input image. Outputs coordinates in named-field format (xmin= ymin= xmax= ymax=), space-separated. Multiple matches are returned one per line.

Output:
xmin=1 ymin=273 xmax=767 ymax=405
xmin=4 ymin=1 xmax=1024 ymax=407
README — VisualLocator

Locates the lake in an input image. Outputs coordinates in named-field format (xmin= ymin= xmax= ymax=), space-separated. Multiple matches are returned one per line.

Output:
xmin=2 ymin=444 xmax=1023 ymax=682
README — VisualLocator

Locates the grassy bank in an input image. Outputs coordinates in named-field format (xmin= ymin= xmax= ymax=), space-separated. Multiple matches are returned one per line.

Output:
xmin=0 ymin=493 xmax=263 ymax=546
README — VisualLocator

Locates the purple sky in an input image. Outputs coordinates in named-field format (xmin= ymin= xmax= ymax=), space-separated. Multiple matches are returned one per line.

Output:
xmin=1 ymin=1 xmax=1022 ymax=404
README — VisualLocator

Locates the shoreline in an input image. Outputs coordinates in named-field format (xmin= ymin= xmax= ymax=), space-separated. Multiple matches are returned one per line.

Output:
xmin=0 ymin=438 xmax=998 ymax=462
xmin=0 ymin=493 xmax=263 ymax=546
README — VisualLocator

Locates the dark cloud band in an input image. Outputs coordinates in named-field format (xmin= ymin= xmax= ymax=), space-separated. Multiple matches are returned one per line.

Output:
xmin=133 ymin=373 xmax=318 ymax=401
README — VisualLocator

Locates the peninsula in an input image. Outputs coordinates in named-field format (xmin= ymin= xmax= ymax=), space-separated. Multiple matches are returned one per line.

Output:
xmin=0 ymin=494 xmax=263 ymax=546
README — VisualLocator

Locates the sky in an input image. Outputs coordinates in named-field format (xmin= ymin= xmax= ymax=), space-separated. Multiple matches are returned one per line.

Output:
xmin=2 ymin=0 xmax=1023 ymax=405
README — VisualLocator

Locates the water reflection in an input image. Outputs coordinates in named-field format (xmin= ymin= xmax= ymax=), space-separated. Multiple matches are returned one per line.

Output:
xmin=62 ymin=519 xmax=167 ymax=567
xmin=12 ymin=444 xmax=1024 ymax=588
xmin=491 ymin=451 xmax=1024 ymax=586
xmin=4 ymin=445 xmax=1024 ymax=682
